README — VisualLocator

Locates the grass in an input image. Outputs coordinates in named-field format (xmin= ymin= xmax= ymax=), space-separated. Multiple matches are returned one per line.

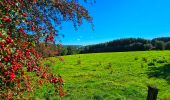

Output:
xmin=35 ymin=51 xmax=170 ymax=100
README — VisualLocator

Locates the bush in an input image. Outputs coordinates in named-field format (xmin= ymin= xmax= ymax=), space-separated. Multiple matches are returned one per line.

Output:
xmin=0 ymin=0 xmax=92 ymax=99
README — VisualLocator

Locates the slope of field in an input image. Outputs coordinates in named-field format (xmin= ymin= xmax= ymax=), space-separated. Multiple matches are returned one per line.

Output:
xmin=36 ymin=51 xmax=170 ymax=100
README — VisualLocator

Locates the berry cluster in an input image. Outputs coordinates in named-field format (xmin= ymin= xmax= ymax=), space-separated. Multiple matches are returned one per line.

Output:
xmin=0 ymin=0 xmax=64 ymax=99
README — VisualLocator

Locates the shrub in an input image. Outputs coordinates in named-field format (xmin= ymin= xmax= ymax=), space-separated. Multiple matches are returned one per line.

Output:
xmin=0 ymin=0 xmax=93 ymax=99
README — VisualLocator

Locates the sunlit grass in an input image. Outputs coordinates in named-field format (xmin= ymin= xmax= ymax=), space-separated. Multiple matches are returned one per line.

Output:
xmin=35 ymin=51 xmax=170 ymax=99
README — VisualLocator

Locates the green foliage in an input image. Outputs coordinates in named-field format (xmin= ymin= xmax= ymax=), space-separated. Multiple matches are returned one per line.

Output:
xmin=60 ymin=46 xmax=80 ymax=56
xmin=61 ymin=47 xmax=68 ymax=56
xmin=154 ymin=40 xmax=165 ymax=50
xmin=165 ymin=41 xmax=170 ymax=50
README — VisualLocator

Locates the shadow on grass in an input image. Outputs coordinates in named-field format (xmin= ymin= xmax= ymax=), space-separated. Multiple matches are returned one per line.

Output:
xmin=147 ymin=64 xmax=170 ymax=83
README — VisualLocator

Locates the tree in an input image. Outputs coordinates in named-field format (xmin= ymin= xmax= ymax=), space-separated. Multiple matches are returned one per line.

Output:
xmin=61 ymin=47 xmax=68 ymax=56
xmin=129 ymin=42 xmax=144 ymax=51
xmin=144 ymin=44 xmax=153 ymax=50
xmin=0 ymin=0 xmax=93 ymax=99
xmin=67 ymin=46 xmax=75 ymax=55
xmin=154 ymin=40 xmax=165 ymax=50
xmin=165 ymin=41 xmax=170 ymax=50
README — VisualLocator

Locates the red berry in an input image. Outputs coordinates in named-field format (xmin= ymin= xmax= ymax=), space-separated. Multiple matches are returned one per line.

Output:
xmin=31 ymin=25 xmax=35 ymax=31
xmin=39 ymin=26 xmax=43 ymax=30
xmin=58 ymin=78 xmax=63 ymax=84
xmin=50 ymin=79 xmax=53 ymax=83
xmin=42 ymin=73 xmax=47 ymax=78
xmin=2 ymin=16 xmax=12 ymax=22
xmin=19 ymin=28 xmax=26 ymax=35
xmin=9 ymin=72 xmax=15 ymax=80
xmin=22 ymin=13 xmax=27 ymax=17
xmin=0 ymin=42 xmax=5 ymax=49
xmin=53 ymin=78 xmax=58 ymax=83
xmin=39 ymin=80 xmax=43 ymax=85
xmin=5 ymin=37 xmax=13 ymax=44
xmin=3 ymin=57 xmax=8 ymax=61
xmin=4 ymin=72 xmax=8 ymax=75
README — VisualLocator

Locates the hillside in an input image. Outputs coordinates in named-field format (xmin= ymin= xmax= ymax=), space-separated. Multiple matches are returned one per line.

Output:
xmin=35 ymin=51 xmax=170 ymax=99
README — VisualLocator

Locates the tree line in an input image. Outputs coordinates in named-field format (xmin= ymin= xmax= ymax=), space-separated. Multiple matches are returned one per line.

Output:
xmin=36 ymin=37 xmax=170 ymax=57
xmin=79 ymin=37 xmax=170 ymax=54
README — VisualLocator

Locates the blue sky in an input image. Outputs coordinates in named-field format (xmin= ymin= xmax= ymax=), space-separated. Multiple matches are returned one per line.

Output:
xmin=59 ymin=0 xmax=170 ymax=45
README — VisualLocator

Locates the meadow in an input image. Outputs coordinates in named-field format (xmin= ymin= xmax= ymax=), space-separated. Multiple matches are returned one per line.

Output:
xmin=35 ymin=51 xmax=170 ymax=100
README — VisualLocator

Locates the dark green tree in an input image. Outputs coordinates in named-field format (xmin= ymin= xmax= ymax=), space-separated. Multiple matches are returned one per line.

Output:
xmin=165 ymin=41 xmax=170 ymax=50
xmin=61 ymin=47 xmax=68 ymax=56
xmin=154 ymin=40 xmax=165 ymax=50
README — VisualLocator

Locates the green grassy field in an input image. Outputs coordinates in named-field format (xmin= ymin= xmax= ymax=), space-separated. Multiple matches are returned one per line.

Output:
xmin=35 ymin=51 xmax=170 ymax=100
